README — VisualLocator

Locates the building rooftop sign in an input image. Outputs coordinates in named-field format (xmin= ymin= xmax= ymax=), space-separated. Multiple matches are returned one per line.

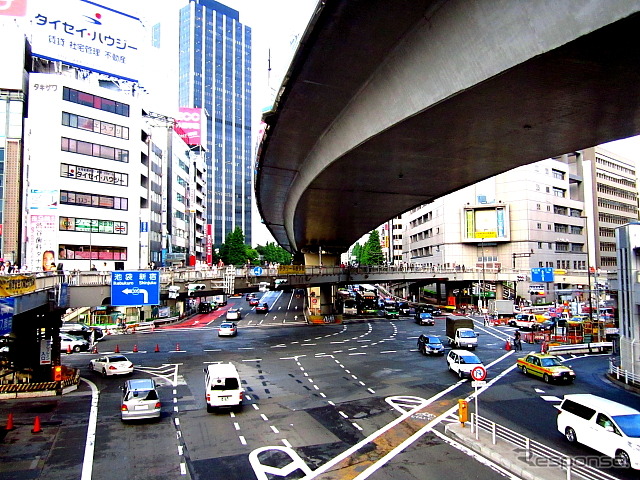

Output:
xmin=27 ymin=0 xmax=143 ymax=83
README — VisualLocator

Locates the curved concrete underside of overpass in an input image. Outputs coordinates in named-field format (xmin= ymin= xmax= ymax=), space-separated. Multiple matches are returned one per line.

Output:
xmin=256 ymin=0 xmax=640 ymax=254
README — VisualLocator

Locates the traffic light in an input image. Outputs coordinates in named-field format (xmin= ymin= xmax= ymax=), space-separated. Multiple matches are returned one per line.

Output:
xmin=187 ymin=284 xmax=206 ymax=296
xmin=458 ymin=399 xmax=468 ymax=425
xmin=53 ymin=365 xmax=62 ymax=382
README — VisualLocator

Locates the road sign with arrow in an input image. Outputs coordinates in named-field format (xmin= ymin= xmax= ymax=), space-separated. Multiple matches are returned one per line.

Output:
xmin=111 ymin=271 xmax=160 ymax=306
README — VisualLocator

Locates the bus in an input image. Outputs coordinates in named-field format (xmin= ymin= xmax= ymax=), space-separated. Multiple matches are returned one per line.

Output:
xmin=356 ymin=290 xmax=378 ymax=314
xmin=336 ymin=289 xmax=358 ymax=316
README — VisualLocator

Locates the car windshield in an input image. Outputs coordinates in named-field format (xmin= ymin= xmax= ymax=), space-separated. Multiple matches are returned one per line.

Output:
xmin=460 ymin=355 xmax=481 ymax=364
xmin=612 ymin=414 xmax=640 ymax=437
xmin=459 ymin=330 xmax=476 ymax=338
xmin=540 ymin=357 xmax=562 ymax=367
xmin=220 ymin=323 xmax=234 ymax=328
xmin=109 ymin=356 xmax=128 ymax=362
xmin=420 ymin=313 xmax=431 ymax=318
xmin=427 ymin=337 xmax=442 ymax=345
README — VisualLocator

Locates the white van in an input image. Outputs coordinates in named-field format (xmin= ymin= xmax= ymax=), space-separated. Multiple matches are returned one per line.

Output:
xmin=204 ymin=363 xmax=243 ymax=412
xmin=557 ymin=393 xmax=640 ymax=469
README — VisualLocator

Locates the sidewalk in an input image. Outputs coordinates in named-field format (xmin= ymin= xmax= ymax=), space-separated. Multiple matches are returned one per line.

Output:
xmin=0 ymin=382 xmax=91 ymax=480
xmin=445 ymin=422 xmax=568 ymax=480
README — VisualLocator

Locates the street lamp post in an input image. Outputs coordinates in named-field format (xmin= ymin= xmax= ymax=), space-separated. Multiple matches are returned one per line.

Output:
xmin=581 ymin=216 xmax=594 ymax=325
xmin=481 ymin=237 xmax=486 ymax=312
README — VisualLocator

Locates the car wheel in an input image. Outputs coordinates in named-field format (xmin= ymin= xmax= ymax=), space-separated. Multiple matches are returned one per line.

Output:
xmin=543 ymin=373 xmax=550 ymax=383
xmin=565 ymin=427 xmax=577 ymax=443
xmin=73 ymin=345 xmax=81 ymax=352
xmin=102 ymin=368 xmax=107 ymax=377
xmin=458 ymin=370 xmax=464 ymax=379
xmin=615 ymin=450 xmax=631 ymax=469
xmin=89 ymin=363 xmax=94 ymax=371
xmin=521 ymin=367 xmax=528 ymax=375
xmin=206 ymin=404 xmax=214 ymax=413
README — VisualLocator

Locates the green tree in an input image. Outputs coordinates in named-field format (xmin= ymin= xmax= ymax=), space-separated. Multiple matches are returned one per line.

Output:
xmin=352 ymin=243 xmax=363 ymax=264
xmin=256 ymin=242 xmax=292 ymax=264
xmin=362 ymin=230 xmax=385 ymax=265
xmin=221 ymin=227 xmax=249 ymax=266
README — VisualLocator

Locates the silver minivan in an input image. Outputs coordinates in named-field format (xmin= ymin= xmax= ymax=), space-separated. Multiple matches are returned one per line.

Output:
xmin=121 ymin=378 xmax=161 ymax=422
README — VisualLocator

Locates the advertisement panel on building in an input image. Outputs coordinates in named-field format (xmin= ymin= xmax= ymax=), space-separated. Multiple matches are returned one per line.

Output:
xmin=175 ymin=108 xmax=203 ymax=146
xmin=26 ymin=0 xmax=143 ymax=82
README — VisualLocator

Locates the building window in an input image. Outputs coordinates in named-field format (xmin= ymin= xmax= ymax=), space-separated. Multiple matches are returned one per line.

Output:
xmin=61 ymin=137 xmax=129 ymax=163
xmin=59 ymin=217 xmax=128 ymax=234
xmin=58 ymin=244 xmax=127 ymax=261
xmin=60 ymin=190 xmax=128 ymax=210
xmin=553 ymin=187 xmax=566 ymax=198
xmin=62 ymin=112 xmax=129 ymax=139
xmin=63 ymin=87 xmax=130 ymax=117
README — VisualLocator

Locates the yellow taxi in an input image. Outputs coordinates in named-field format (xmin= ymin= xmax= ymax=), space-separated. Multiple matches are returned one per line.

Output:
xmin=516 ymin=353 xmax=576 ymax=383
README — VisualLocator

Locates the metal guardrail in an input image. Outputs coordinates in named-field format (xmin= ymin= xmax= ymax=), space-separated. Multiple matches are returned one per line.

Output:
xmin=471 ymin=414 xmax=620 ymax=480
xmin=547 ymin=342 xmax=613 ymax=355
xmin=609 ymin=361 xmax=640 ymax=388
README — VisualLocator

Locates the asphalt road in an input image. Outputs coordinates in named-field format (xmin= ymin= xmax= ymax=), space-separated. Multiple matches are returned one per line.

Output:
xmin=0 ymin=293 xmax=629 ymax=480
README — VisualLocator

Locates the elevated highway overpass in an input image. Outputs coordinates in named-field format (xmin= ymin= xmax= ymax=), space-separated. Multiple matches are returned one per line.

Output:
xmin=256 ymin=0 xmax=640 ymax=255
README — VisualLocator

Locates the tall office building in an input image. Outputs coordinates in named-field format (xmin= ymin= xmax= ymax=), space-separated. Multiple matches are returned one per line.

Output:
xmin=178 ymin=0 xmax=253 ymax=246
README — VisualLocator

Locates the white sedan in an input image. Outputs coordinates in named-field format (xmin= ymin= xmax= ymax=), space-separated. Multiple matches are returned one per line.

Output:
xmin=89 ymin=355 xmax=134 ymax=377
xmin=218 ymin=322 xmax=238 ymax=337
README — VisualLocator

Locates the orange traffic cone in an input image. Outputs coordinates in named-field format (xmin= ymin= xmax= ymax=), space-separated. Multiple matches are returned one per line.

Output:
xmin=505 ymin=339 xmax=512 ymax=351
xmin=154 ymin=344 xmax=160 ymax=353
xmin=31 ymin=416 xmax=42 ymax=434
xmin=5 ymin=413 xmax=14 ymax=431
xmin=66 ymin=344 xmax=72 ymax=354
xmin=114 ymin=344 xmax=120 ymax=353
xmin=176 ymin=343 xmax=180 ymax=351
xmin=133 ymin=344 xmax=138 ymax=353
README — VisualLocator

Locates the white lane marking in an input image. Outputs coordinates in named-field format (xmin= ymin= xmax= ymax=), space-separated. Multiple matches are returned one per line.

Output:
xmin=252 ymin=404 xmax=260 ymax=410
xmin=180 ymin=463 xmax=187 ymax=475
xmin=339 ymin=411 xmax=348 ymax=419
xmin=239 ymin=436 xmax=247 ymax=445
xmin=234 ymin=422 xmax=240 ymax=430
xmin=352 ymin=422 xmax=363 ymax=431
xmin=367 ymin=388 xmax=376 ymax=394
xmin=270 ymin=425 xmax=280 ymax=434
xmin=349 ymin=352 xmax=366 ymax=356
xmin=282 ymin=439 xmax=292 ymax=448
xmin=261 ymin=414 xmax=269 ymax=421
xmin=80 ymin=377 xmax=99 ymax=480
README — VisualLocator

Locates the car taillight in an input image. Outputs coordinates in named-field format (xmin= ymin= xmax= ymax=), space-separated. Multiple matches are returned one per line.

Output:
xmin=239 ymin=392 xmax=244 ymax=400
xmin=155 ymin=402 xmax=161 ymax=409
xmin=206 ymin=394 xmax=210 ymax=401
xmin=109 ymin=366 xmax=117 ymax=370
xmin=121 ymin=404 xmax=128 ymax=412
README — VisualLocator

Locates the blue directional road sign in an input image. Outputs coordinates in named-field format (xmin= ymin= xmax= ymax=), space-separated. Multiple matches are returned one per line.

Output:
xmin=0 ymin=297 xmax=15 ymax=336
xmin=111 ymin=271 xmax=160 ymax=306
xmin=252 ymin=266 xmax=263 ymax=276
xmin=530 ymin=267 xmax=554 ymax=283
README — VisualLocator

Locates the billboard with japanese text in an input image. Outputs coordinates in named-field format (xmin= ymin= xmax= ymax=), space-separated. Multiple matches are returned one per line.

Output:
xmin=27 ymin=0 xmax=143 ymax=82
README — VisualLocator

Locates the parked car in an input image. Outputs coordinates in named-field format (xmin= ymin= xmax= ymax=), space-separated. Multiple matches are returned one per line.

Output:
xmin=89 ymin=355 xmax=134 ymax=377
xmin=557 ymin=394 xmax=640 ymax=469
xmin=516 ymin=353 xmax=575 ymax=383
xmin=415 ymin=312 xmax=435 ymax=326
xmin=60 ymin=333 xmax=90 ymax=353
xmin=120 ymin=378 xmax=161 ymax=422
xmin=446 ymin=349 xmax=484 ymax=379
xmin=417 ymin=334 xmax=445 ymax=355
xmin=255 ymin=302 xmax=269 ymax=313
xmin=218 ymin=322 xmax=238 ymax=337
xmin=226 ymin=308 xmax=242 ymax=321
xmin=60 ymin=323 xmax=104 ymax=341
xmin=249 ymin=298 xmax=260 ymax=306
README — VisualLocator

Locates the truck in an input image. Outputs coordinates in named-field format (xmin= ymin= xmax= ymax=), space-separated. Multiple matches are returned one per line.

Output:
xmin=212 ymin=294 xmax=228 ymax=307
xmin=487 ymin=299 xmax=515 ymax=318
xmin=446 ymin=317 xmax=478 ymax=350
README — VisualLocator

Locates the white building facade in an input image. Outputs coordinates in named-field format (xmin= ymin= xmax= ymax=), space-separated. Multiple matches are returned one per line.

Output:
xmin=24 ymin=73 xmax=143 ymax=272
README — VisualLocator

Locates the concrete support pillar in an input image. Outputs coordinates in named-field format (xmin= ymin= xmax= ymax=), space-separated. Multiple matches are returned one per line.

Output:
xmin=319 ymin=285 xmax=334 ymax=315
xmin=495 ymin=282 xmax=504 ymax=300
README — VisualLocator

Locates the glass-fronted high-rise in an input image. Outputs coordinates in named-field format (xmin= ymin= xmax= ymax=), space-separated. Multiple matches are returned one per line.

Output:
xmin=179 ymin=0 xmax=252 ymax=246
